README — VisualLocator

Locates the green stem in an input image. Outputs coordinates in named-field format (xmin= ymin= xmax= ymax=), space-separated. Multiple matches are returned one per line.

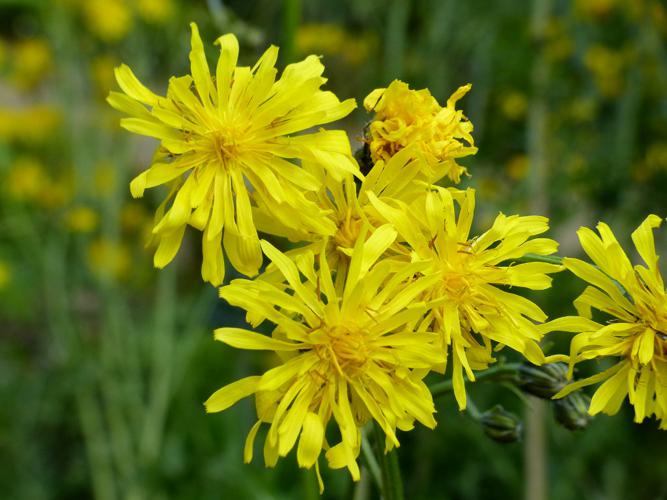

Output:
xmin=372 ymin=422 xmax=404 ymax=500
xmin=429 ymin=363 xmax=522 ymax=399
xmin=361 ymin=428 xmax=382 ymax=489
xmin=518 ymin=253 xmax=564 ymax=265
xmin=282 ymin=0 xmax=301 ymax=64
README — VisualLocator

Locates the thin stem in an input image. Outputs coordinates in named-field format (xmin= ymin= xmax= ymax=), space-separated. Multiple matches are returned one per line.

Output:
xmin=518 ymin=253 xmax=564 ymax=265
xmin=282 ymin=0 xmax=301 ymax=64
xmin=429 ymin=363 xmax=522 ymax=399
xmin=361 ymin=428 xmax=382 ymax=489
xmin=372 ymin=422 xmax=404 ymax=500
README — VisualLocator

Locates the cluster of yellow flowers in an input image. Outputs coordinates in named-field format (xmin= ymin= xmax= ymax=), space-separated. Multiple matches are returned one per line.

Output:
xmin=110 ymin=22 xmax=667 ymax=488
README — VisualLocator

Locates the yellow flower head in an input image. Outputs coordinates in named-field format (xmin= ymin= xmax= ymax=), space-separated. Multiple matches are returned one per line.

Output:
xmin=0 ymin=260 xmax=11 ymax=290
xmin=82 ymin=0 xmax=133 ymax=43
xmin=5 ymin=156 xmax=47 ymax=202
xmin=10 ymin=38 xmax=52 ymax=90
xmin=254 ymin=146 xmax=424 ymax=280
xmin=88 ymin=238 xmax=132 ymax=281
xmin=108 ymin=23 xmax=359 ymax=286
xmin=205 ymin=228 xmax=444 ymax=487
xmin=66 ymin=205 xmax=100 ymax=234
xmin=369 ymin=187 xmax=562 ymax=409
xmin=551 ymin=215 xmax=667 ymax=428
xmin=363 ymin=80 xmax=477 ymax=184
xmin=136 ymin=0 xmax=174 ymax=24
xmin=0 ymin=106 xmax=62 ymax=144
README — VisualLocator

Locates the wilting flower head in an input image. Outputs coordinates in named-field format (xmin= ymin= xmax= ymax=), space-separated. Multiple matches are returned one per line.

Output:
xmin=108 ymin=23 xmax=359 ymax=285
xmin=551 ymin=215 xmax=667 ymax=428
xmin=205 ymin=227 xmax=444 ymax=487
xmin=363 ymin=80 xmax=477 ymax=184
xmin=369 ymin=187 xmax=562 ymax=409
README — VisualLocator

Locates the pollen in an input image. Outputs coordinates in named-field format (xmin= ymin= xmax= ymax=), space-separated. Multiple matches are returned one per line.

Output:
xmin=321 ymin=325 xmax=370 ymax=377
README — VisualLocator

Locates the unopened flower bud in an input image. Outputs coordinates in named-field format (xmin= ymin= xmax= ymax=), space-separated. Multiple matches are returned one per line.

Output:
xmin=480 ymin=405 xmax=522 ymax=443
xmin=553 ymin=392 xmax=591 ymax=431
xmin=517 ymin=362 xmax=568 ymax=399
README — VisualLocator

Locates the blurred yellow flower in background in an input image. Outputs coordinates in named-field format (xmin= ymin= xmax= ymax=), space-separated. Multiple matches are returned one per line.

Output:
xmin=6 ymin=157 xmax=47 ymax=201
xmin=0 ymin=260 xmax=11 ymax=290
xmin=82 ymin=0 xmax=133 ymax=43
xmin=364 ymin=80 xmax=477 ymax=184
xmin=93 ymin=161 xmax=118 ymax=197
xmin=295 ymin=23 xmax=375 ymax=66
xmin=575 ymin=0 xmax=616 ymax=18
xmin=505 ymin=154 xmax=529 ymax=181
xmin=120 ymin=201 xmax=150 ymax=232
xmin=91 ymin=55 xmax=120 ymax=97
xmin=0 ymin=106 xmax=62 ymax=144
xmin=66 ymin=206 xmax=100 ymax=234
xmin=109 ymin=23 xmax=359 ymax=285
xmin=584 ymin=44 xmax=626 ymax=98
xmin=136 ymin=0 xmax=174 ymax=24
xmin=551 ymin=215 xmax=667 ymax=428
xmin=0 ymin=39 xmax=7 ymax=67
xmin=500 ymin=91 xmax=528 ymax=121
xmin=10 ymin=38 xmax=52 ymax=90
xmin=88 ymin=238 xmax=131 ymax=281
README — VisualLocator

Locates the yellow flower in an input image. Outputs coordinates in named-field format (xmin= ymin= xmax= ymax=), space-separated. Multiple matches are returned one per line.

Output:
xmin=368 ymin=187 xmax=562 ymax=409
xmin=0 ymin=260 xmax=10 ymax=290
xmin=82 ymin=0 xmax=133 ymax=43
xmin=109 ymin=23 xmax=359 ymax=286
xmin=363 ymin=80 xmax=477 ymax=184
xmin=295 ymin=24 xmax=375 ymax=66
xmin=550 ymin=215 xmax=667 ymax=428
xmin=91 ymin=55 xmax=120 ymax=98
xmin=136 ymin=0 xmax=174 ymax=24
xmin=499 ymin=91 xmax=528 ymax=121
xmin=0 ymin=106 xmax=61 ymax=144
xmin=66 ymin=206 xmax=100 ymax=233
xmin=10 ymin=38 xmax=52 ymax=90
xmin=93 ymin=161 xmax=117 ymax=197
xmin=205 ymin=228 xmax=444 ymax=487
xmin=574 ymin=0 xmax=616 ymax=18
xmin=254 ymin=146 xmax=423 ymax=279
xmin=120 ymin=201 xmax=150 ymax=232
xmin=505 ymin=154 xmax=529 ymax=181
xmin=88 ymin=238 xmax=131 ymax=281
xmin=5 ymin=157 xmax=47 ymax=201
xmin=584 ymin=45 xmax=625 ymax=98
xmin=296 ymin=24 xmax=346 ymax=57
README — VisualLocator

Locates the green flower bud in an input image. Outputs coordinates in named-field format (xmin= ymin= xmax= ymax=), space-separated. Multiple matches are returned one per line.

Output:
xmin=480 ymin=405 xmax=522 ymax=443
xmin=517 ymin=362 xmax=568 ymax=399
xmin=553 ymin=392 xmax=591 ymax=431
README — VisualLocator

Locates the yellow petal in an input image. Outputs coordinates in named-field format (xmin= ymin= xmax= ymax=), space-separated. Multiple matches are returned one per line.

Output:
xmin=153 ymin=225 xmax=186 ymax=268
xmin=201 ymin=229 xmax=225 ymax=286
xmin=204 ymin=375 xmax=260 ymax=413
xmin=214 ymin=33 xmax=239 ymax=107
xmin=188 ymin=22 xmax=213 ymax=107
xmin=244 ymin=420 xmax=262 ymax=463
xmin=114 ymin=64 xmax=159 ymax=105
xmin=213 ymin=327 xmax=302 ymax=351
xmin=631 ymin=214 xmax=663 ymax=273
xmin=589 ymin=363 xmax=630 ymax=416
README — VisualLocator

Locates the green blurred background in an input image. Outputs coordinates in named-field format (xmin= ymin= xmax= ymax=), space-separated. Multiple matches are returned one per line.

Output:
xmin=1 ymin=0 xmax=667 ymax=498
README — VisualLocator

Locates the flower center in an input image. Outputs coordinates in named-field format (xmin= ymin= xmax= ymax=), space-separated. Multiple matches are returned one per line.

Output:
xmin=334 ymin=213 xmax=362 ymax=251
xmin=207 ymin=125 xmax=247 ymax=165
xmin=442 ymin=271 xmax=473 ymax=302
xmin=320 ymin=325 xmax=369 ymax=378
